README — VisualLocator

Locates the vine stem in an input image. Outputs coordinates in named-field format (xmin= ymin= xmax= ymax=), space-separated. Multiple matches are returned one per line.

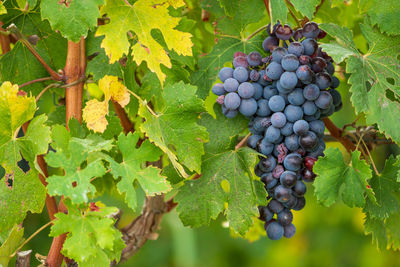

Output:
xmin=245 ymin=25 xmax=268 ymax=41
xmin=263 ymin=0 xmax=271 ymax=18
xmin=127 ymin=89 xmax=158 ymax=116
xmin=0 ymin=21 xmax=10 ymax=53
xmin=112 ymin=101 xmax=134 ymax=133
xmin=322 ymin=118 xmax=356 ymax=152
xmin=10 ymin=221 xmax=53 ymax=258
xmin=7 ymin=24 xmax=63 ymax=81
xmin=19 ymin=77 xmax=54 ymax=88
xmin=235 ymin=133 xmax=251 ymax=150
xmin=47 ymin=37 xmax=86 ymax=267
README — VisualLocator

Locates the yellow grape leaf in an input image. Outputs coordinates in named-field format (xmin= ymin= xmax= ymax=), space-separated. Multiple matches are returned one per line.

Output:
xmin=83 ymin=99 xmax=109 ymax=133
xmin=99 ymin=75 xmax=130 ymax=107
xmin=96 ymin=0 xmax=193 ymax=85
xmin=0 ymin=1 xmax=6 ymax=15
xmin=83 ymin=75 xmax=129 ymax=133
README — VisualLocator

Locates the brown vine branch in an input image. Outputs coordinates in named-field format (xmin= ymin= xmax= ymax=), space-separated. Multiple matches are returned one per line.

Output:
xmin=47 ymin=37 xmax=86 ymax=267
xmin=16 ymin=250 xmax=32 ymax=267
xmin=112 ymin=101 xmax=134 ymax=134
xmin=19 ymin=77 xmax=54 ymax=88
xmin=322 ymin=118 xmax=356 ymax=152
xmin=7 ymin=24 xmax=63 ymax=81
xmin=0 ymin=21 xmax=11 ymax=54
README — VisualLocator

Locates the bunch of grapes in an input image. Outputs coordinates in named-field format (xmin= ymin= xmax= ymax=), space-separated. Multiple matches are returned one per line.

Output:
xmin=212 ymin=22 xmax=342 ymax=240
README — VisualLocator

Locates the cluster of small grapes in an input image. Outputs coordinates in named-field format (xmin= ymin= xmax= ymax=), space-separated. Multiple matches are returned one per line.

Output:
xmin=212 ymin=22 xmax=342 ymax=240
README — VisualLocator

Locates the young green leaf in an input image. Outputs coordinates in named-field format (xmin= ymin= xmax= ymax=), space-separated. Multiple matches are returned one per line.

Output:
xmin=313 ymin=148 xmax=372 ymax=208
xmin=139 ymin=82 xmax=209 ymax=176
xmin=41 ymin=0 xmax=104 ymax=42
xmin=96 ymin=0 xmax=192 ymax=85
xmin=107 ymin=133 xmax=171 ymax=210
xmin=319 ymin=21 xmax=400 ymax=143
xmin=50 ymin=201 xmax=125 ymax=267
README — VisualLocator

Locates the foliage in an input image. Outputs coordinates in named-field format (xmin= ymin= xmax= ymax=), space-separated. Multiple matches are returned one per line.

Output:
xmin=0 ymin=0 xmax=399 ymax=265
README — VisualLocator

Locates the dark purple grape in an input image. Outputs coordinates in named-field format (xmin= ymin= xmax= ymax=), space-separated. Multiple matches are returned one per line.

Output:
xmin=303 ymin=84 xmax=320 ymax=100
xmin=266 ymin=23 xmax=279 ymax=36
xmin=296 ymin=65 xmax=313 ymax=83
xmin=274 ymin=185 xmax=292 ymax=203
xmin=283 ymin=194 xmax=298 ymax=209
xmin=256 ymin=99 xmax=271 ymax=116
xmin=302 ymin=168 xmax=316 ymax=182
xmin=329 ymin=88 xmax=342 ymax=107
xmin=266 ymin=221 xmax=284 ymax=240
xmin=221 ymin=105 xmax=238 ymax=118
xmin=293 ymin=180 xmax=307 ymax=197
xmin=259 ymin=156 xmax=277 ymax=173
xmin=311 ymin=57 xmax=327 ymax=73
xmin=293 ymin=120 xmax=309 ymax=136
xmin=315 ymin=91 xmax=333 ymax=109
xmin=250 ymin=70 xmax=260 ymax=82
xmin=281 ymin=54 xmax=300 ymax=71
xmin=280 ymin=72 xmax=298 ymax=90
xmin=302 ymin=22 xmax=320 ymax=39
xmin=271 ymin=47 xmax=288 ymax=63
xmin=315 ymin=72 xmax=332 ymax=90
xmin=283 ymin=224 xmax=296 ymax=238
xmin=266 ymin=61 xmax=284 ymax=80
xmin=317 ymin=30 xmax=327 ymax=39
xmin=299 ymin=131 xmax=318 ymax=151
xmin=309 ymin=120 xmax=325 ymax=137
xmin=247 ymin=134 xmax=263 ymax=149
xmin=302 ymin=38 xmax=318 ymax=56
xmin=277 ymin=209 xmax=293 ymax=226
xmin=268 ymin=199 xmax=284 ymax=213
xmin=284 ymin=104 xmax=303 ymax=122
xmin=288 ymin=42 xmax=304 ymax=57
xmin=326 ymin=61 xmax=335 ymax=75
xmin=299 ymin=55 xmax=311 ymax=65
xmin=253 ymin=83 xmax=263 ymax=99
xmin=285 ymin=134 xmax=299 ymax=151
xmin=293 ymin=197 xmax=305 ymax=211
xmin=233 ymin=56 xmax=248 ymax=68
xmin=331 ymin=76 xmax=340 ymax=89
xmin=259 ymin=206 xmax=274 ymax=221
xmin=263 ymin=36 xmax=279 ymax=52
xmin=276 ymin=24 xmax=293 ymax=40
xmin=280 ymin=171 xmax=297 ymax=188
xmin=293 ymin=29 xmax=303 ymax=41
xmin=247 ymin=51 xmax=262 ymax=67
xmin=283 ymin=153 xmax=303 ymax=171
xmin=272 ymin=165 xmax=285 ymax=178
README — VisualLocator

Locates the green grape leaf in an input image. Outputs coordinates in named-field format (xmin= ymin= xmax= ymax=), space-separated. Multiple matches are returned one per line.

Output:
xmin=175 ymin=106 xmax=266 ymax=235
xmin=0 ymin=225 xmax=24 ymax=267
xmin=364 ymin=214 xmax=388 ymax=251
xmin=290 ymin=0 xmax=321 ymax=19
xmin=86 ymin=34 xmax=122 ymax=81
xmin=0 ymin=1 xmax=6 ymax=15
xmin=107 ymin=133 xmax=171 ymax=210
xmin=45 ymin=127 xmax=112 ymax=204
xmin=270 ymin=0 xmax=288 ymax=25
xmin=139 ymin=82 xmax=209 ymax=176
xmin=359 ymin=0 xmax=400 ymax=35
xmin=364 ymin=156 xmax=400 ymax=219
xmin=41 ymin=0 xmax=104 ymax=42
xmin=386 ymin=213 xmax=400 ymax=250
xmin=96 ymin=0 xmax=192 ymax=85
xmin=191 ymin=36 xmax=263 ymax=100
xmin=50 ymin=200 xmax=125 ymax=267
xmin=0 ymin=82 xmax=46 ymax=234
xmin=0 ymin=42 xmax=48 ymax=95
xmin=313 ymin=148 xmax=373 ymax=208
xmin=319 ymin=21 xmax=400 ymax=143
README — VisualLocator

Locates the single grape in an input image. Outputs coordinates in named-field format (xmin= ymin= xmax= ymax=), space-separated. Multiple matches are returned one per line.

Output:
xmin=219 ymin=67 xmax=233 ymax=82
xmin=283 ymin=224 xmax=296 ymax=238
xmin=302 ymin=168 xmax=316 ymax=182
xmin=252 ymin=83 xmax=263 ymax=100
xmin=247 ymin=51 xmax=262 ymax=67
xmin=233 ymin=67 xmax=249 ymax=83
xmin=315 ymin=72 xmax=332 ymax=90
xmin=283 ymin=194 xmax=298 ymax=209
xmin=239 ymin=98 xmax=258 ymax=116
xmin=281 ymin=54 xmax=300 ymax=71
xmin=293 ymin=180 xmax=307 ymax=197
xmin=212 ymin=83 xmax=226 ymax=96
xmin=276 ymin=80 xmax=293 ymax=94
xmin=223 ymin=78 xmax=239 ymax=92
xmin=266 ymin=23 xmax=279 ymax=36
xmin=283 ymin=153 xmax=303 ymax=171
xmin=224 ymin=92 xmax=241 ymax=110
xmin=265 ymin=126 xmax=281 ymax=143
xmin=233 ymin=56 xmax=248 ymax=68
xmin=266 ymin=221 xmax=284 ymax=240
xmin=303 ymin=84 xmax=320 ymax=101
xmin=266 ymin=61 xmax=284 ymax=80
xmin=253 ymin=117 xmax=271 ymax=133
xmin=302 ymin=22 xmax=320 ymax=39
xmin=326 ymin=61 xmax=335 ymax=75
xmin=280 ymin=171 xmax=297 ymax=188
xmin=268 ymin=95 xmax=286 ymax=112
xmin=271 ymin=47 xmax=288 ymax=63
xmin=263 ymin=85 xmax=278 ymax=100
xmin=317 ymin=29 xmax=327 ymax=39
xmin=296 ymin=65 xmax=313 ymax=83
xmin=221 ymin=105 xmax=238 ymax=118
xmin=281 ymin=122 xmax=294 ymax=136
xmin=329 ymin=88 xmax=342 ymax=107
xmin=285 ymin=134 xmax=300 ymax=151
xmin=280 ymin=72 xmax=298 ymax=90
xmin=293 ymin=197 xmax=305 ymax=211
xmin=263 ymin=36 xmax=279 ymax=52
xmin=238 ymin=82 xmax=255 ymax=98
xmin=258 ymin=139 xmax=274 ymax=156
xmin=311 ymin=57 xmax=327 ymax=73
xmin=309 ymin=120 xmax=325 ymax=137
xmin=261 ymin=172 xmax=274 ymax=184
xmin=315 ymin=91 xmax=333 ymax=109
xmin=277 ymin=209 xmax=293 ymax=226
xmin=271 ymin=112 xmax=287 ymax=128
xmin=331 ymin=76 xmax=340 ymax=89
xmin=288 ymin=42 xmax=304 ymax=57
xmin=292 ymin=29 xmax=303 ymax=41
xmin=299 ymin=131 xmax=318 ymax=151
xmin=268 ymin=199 xmax=284 ymax=214
xmin=284 ymin=104 xmax=303 ymax=122
xmin=274 ymin=185 xmax=292 ymax=203
xmin=304 ymin=109 xmax=321 ymax=121
xmin=299 ymin=55 xmax=311 ymax=65
xmin=302 ymin=38 xmax=318 ymax=56
xmin=293 ymin=120 xmax=309 ymax=136
xmin=304 ymin=156 xmax=317 ymax=170
xmin=256 ymin=99 xmax=271 ymax=116
xmin=250 ymin=70 xmax=260 ymax=82
xmin=259 ymin=156 xmax=277 ymax=173
xmin=247 ymin=134 xmax=263 ymax=149
xmin=288 ymin=88 xmax=305 ymax=106
xmin=302 ymin=101 xmax=318 ymax=116
xmin=276 ymin=24 xmax=293 ymax=40
xmin=273 ymin=164 xmax=285 ymax=178
xmin=257 ymin=70 xmax=270 ymax=86
xmin=259 ymin=206 xmax=274 ymax=222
